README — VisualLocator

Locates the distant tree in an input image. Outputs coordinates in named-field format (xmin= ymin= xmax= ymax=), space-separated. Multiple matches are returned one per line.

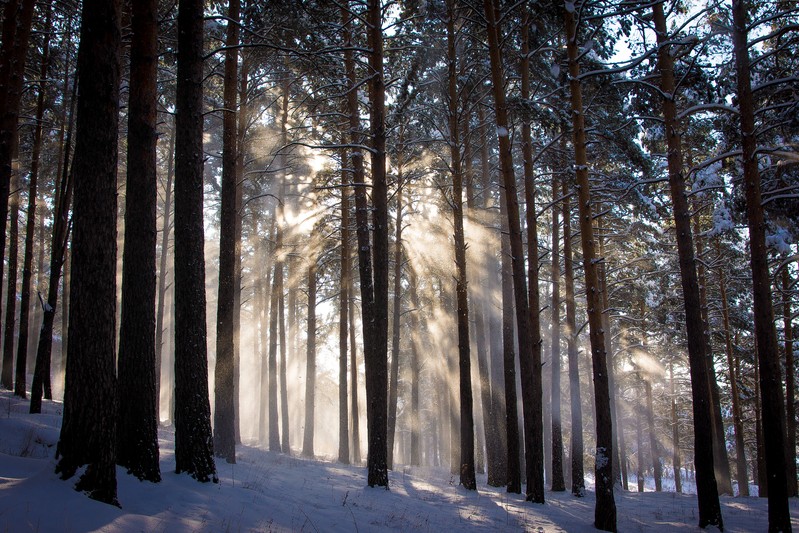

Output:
xmin=116 ymin=0 xmax=161 ymax=482
xmin=54 ymin=0 xmax=122 ymax=506
xmin=302 ymin=262 xmax=317 ymax=458
xmin=173 ymin=0 xmax=216 ymax=483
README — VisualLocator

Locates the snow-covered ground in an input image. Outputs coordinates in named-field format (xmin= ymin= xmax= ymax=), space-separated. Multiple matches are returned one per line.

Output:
xmin=1 ymin=391 xmax=796 ymax=532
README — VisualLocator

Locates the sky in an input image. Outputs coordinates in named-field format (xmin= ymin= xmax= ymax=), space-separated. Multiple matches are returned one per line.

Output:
xmin=1 ymin=390 xmax=797 ymax=532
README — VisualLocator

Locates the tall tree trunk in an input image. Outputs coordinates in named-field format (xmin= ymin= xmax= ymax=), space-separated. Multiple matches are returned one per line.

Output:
xmin=482 ymin=0 xmax=540 ymax=501
xmin=302 ymin=262 xmax=317 ymax=458
xmin=338 ymin=152 xmax=351 ymax=464
xmin=550 ymin=173 xmax=565 ymax=492
xmin=562 ymin=174 xmax=584 ymax=497
xmin=155 ymin=123 xmax=176 ymax=422
xmin=213 ymin=0 xmax=240 ymax=465
xmin=117 ymin=0 xmax=161 ymax=482
xmin=719 ymin=246 xmax=748 ymax=496
xmin=653 ymin=3 xmax=721 ymax=527
xmin=387 ymin=182 xmax=403 ymax=469
xmin=15 ymin=2 xmax=51 ymax=403
xmin=365 ymin=0 xmax=389 ymax=488
xmin=694 ymin=219 xmax=733 ymax=495
xmin=445 ymin=1 xmax=476 ymax=489
xmin=233 ymin=59 xmax=248 ymax=446
xmin=0 ymin=0 xmax=36 ymax=337
xmin=564 ymin=5 xmax=616 ymax=529
xmin=7 ymin=172 xmax=21 ymax=395
xmin=349 ymin=270 xmax=361 ymax=464
xmin=645 ymin=379 xmax=662 ymax=491
xmin=30 ymin=66 xmax=77 ymax=414
xmin=670 ymin=362 xmax=682 ymax=493
xmin=754 ymin=353 xmax=767 ymax=495
xmin=782 ymin=264 xmax=797 ymax=497
xmin=173 ymin=0 xmax=216 ymax=483
xmin=54 ymin=0 xmax=122 ymax=505
xmin=408 ymin=266 xmax=421 ymax=467
xmin=268 ymin=227 xmax=283 ymax=452
xmin=257 ymin=217 xmax=274 ymax=445
xmin=636 ymin=395 xmax=644 ymax=492
xmin=519 ymin=9 xmax=545 ymax=502
xmin=732 ymin=2 xmax=791 ymax=528
xmin=279 ymin=282 xmax=289 ymax=454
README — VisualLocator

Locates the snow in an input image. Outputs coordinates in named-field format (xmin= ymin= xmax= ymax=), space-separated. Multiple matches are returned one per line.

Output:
xmin=1 ymin=391 xmax=797 ymax=532
xmin=496 ymin=126 xmax=509 ymax=138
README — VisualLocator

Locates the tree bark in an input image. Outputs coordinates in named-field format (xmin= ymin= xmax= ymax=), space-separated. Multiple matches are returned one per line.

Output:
xmin=562 ymin=173 xmax=585 ymax=497
xmin=653 ymin=3 xmax=721 ymax=527
xmin=565 ymin=5 xmax=615 ymax=529
xmin=173 ymin=0 xmax=216 ymax=483
xmin=338 ymin=149 xmax=351 ymax=464
xmin=732 ymin=1 xmax=791 ymax=528
xmin=302 ymin=262 xmax=317 ymax=458
xmin=387 ymin=182 xmax=403 ymax=469
xmin=213 ymin=0 xmax=240 ymax=465
xmin=782 ymin=263 xmax=796 ymax=497
xmin=268 ymin=226 xmax=283 ymax=452
xmin=550 ymin=173 xmax=565 ymax=492
xmin=117 ymin=0 xmax=161 ymax=482
xmin=55 ymin=0 xmax=122 ymax=505
xmin=7 ymin=172 xmax=21 ymax=396
xmin=408 ymin=267 xmax=421 ymax=467
xmin=670 ymin=362 xmax=682 ymax=493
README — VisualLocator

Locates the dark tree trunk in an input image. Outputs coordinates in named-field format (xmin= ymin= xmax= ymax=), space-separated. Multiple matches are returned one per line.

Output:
xmin=278 ymin=85 xmax=290 ymax=456
xmin=670 ymin=363 xmax=682 ymax=494
xmin=173 ymin=0 xmax=216 ymax=483
xmin=365 ymin=0 xmax=389 ymax=488
xmin=719 ymin=250 xmax=748 ymax=496
xmin=408 ymin=267 xmax=421 ymax=467
xmin=782 ymin=265 xmax=797 ymax=497
xmin=349 ymin=272 xmax=361 ymax=464
xmin=732 ymin=1 xmax=791 ymax=528
xmin=338 ymin=151 xmax=351 ymax=465
xmin=54 ymin=0 xmax=122 ymax=506
xmin=562 ymin=174 xmax=584 ymax=497
xmin=550 ymin=173 xmax=565 ymax=492
xmin=565 ymin=5 xmax=616 ymax=529
xmin=645 ymin=380 xmax=662 ymax=491
xmin=387 ymin=183 xmax=403 ymax=470
xmin=8 ymin=173 xmax=21 ymax=396
xmin=268 ymin=228 xmax=283 ymax=452
xmin=279 ymin=283 xmax=289 ymax=454
xmin=519 ymin=10 xmax=545 ymax=503
xmin=636 ymin=397 xmax=644 ymax=492
xmin=445 ymin=1 xmax=476 ymax=490
xmin=16 ymin=1 xmax=51 ymax=404
xmin=653 ymin=3 xmax=721 ymax=528
xmin=0 ymin=0 xmax=36 ymax=355
xmin=233 ymin=60 xmax=248 ymax=446
xmin=117 ymin=0 xmax=161 ymax=482
xmin=213 ymin=0 xmax=240 ymax=465
xmin=30 ymin=66 xmax=77 ymax=415
xmin=302 ymin=263 xmax=317 ymax=458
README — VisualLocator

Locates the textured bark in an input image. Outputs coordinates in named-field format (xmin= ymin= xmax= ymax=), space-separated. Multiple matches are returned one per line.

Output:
xmin=562 ymin=175 xmax=584 ymax=497
xmin=54 ymin=0 xmax=122 ymax=505
xmin=653 ymin=3 xmax=721 ymax=527
xmin=267 ymin=229 xmax=283 ymax=452
xmin=213 ymin=0 xmax=240 ymax=465
xmin=173 ymin=0 xmax=216 ymax=483
xmin=279 ymin=282 xmax=289 ymax=454
xmin=7 ymin=173 xmax=21 ymax=396
xmin=565 ymin=5 xmax=615 ymax=529
xmin=365 ymin=0 xmax=389 ymax=487
xmin=719 ymin=250 xmax=748 ymax=496
xmin=302 ymin=263 xmax=317 ymax=458
xmin=732 ymin=1 xmax=791 ymax=528
xmin=349 ymin=285 xmax=361 ymax=464
xmin=117 ymin=0 xmax=161 ymax=482
xmin=408 ymin=267 xmax=421 ymax=467
xmin=644 ymin=379 xmax=662 ymax=491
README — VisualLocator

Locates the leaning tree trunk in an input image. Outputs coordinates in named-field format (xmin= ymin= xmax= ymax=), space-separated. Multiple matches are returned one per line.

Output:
xmin=212 ymin=0 xmax=240 ymax=465
xmin=653 ymin=3 xmax=721 ymax=527
xmin=116 ymin=0 xmax=161 ymax=482
xmin=565 ymin=4 xmax=616 ymax=529
xmin=55 ymin=0 xmax=122 ymax=506
xmin=732 ymin=1 xmax=791 ymax=528
xmin=173 ymin=0 xmax=216 ymax=483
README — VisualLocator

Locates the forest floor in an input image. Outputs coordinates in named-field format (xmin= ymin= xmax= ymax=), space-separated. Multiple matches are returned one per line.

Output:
xmin=0 ymin=390 xmax=796 ymax=532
